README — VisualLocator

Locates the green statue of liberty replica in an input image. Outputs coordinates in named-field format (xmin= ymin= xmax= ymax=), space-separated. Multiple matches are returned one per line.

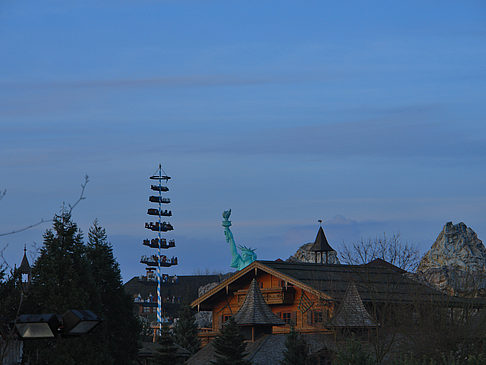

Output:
xmin=222 ymin=209 xmax=256 ymax=270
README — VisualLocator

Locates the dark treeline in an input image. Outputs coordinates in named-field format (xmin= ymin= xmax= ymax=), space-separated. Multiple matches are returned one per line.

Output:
xmin=15 ymin=212 xmax=139 ymax=365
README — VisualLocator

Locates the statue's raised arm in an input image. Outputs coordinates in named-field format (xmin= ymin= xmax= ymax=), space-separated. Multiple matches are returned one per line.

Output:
xmin=222 ymin=209 xmax=256 ymax=270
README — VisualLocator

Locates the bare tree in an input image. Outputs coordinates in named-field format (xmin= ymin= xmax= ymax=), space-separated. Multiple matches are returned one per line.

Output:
xmin=0 ymin=175 xmax=89 ymax=238
xmin=339 ymin=233 xmax=420 ymax=272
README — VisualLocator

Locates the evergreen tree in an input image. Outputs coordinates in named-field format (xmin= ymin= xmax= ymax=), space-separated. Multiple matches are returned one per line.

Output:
xmin=86 ymin=220 xmax=140 ymax=365
xmin=174 ymin=304 xmax=200 ymax=355
xmin=280 ymin=326 xmax=309 ymax=365
xmin=156 ymin=325 xmax=180 ymax=365
xmin=23 ymin=212 xmax=110 ymax=365
xmin=211 ymin=317 xmax=251 ymax=365
xmin=0 ymin=269 xmax=23 ymax=363
xmin=334 ymin=338 xmax=373 ymax=365
xmin=23 ymin=213 xmax=139 ymax=365
xmin=29 ymin=212 xmax=95 ymax=313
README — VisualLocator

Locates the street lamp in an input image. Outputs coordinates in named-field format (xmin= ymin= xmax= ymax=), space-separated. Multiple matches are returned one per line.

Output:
xmin=62 ymin=310 xmax=100 ymax=335
xmin=15 ymin=314 xmax=59 ymax=339
xmin=15 ymin=310 xmax=101 ymax=339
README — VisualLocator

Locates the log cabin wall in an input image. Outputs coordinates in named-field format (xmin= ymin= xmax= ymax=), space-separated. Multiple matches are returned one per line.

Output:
xmin=211 ymin=271 xmax=334 ymax=333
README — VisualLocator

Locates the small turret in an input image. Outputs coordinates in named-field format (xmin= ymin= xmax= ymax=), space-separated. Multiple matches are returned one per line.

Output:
xmin=233 ymin=278 xmax=284 ymax=341
xmin=309 ymin=223 xmax=335 ymax=264
xmin=19 ymin=245 xmax=31 ymax=287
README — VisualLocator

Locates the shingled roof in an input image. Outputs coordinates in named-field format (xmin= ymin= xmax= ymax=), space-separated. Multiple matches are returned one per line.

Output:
xmin=309 ymin=227 xmax=334 ymax=253
xmin=18 ymin=247 xmax=31 ymax=274
xmin=258 ymin=260 xmax=474 ymax=305
xmin=192 ymin=260 xmax=485 ymax=312
xmin=328 ymin=281 xmax=376 ymax=327
xmin=233 ymin=279 xmax=285 ymax=326
xmin=187 ymin=333 xmax=336 ymax=365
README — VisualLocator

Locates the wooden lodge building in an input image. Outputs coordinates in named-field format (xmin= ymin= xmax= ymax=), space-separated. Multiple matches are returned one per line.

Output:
xmin=189 ymin=227 xmax=484 ymax=363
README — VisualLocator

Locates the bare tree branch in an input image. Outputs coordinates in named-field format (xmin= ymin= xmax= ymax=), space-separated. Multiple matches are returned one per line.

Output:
xmin=340 ymin=233 xmax=420 ymax=272
xmin=0 ymin=219 xmax=51 ymax=238
xmin=66 ymin=174 xmax=89 ymax=215
xmin=0 ymin=175 xmax=89 ymax=237
xmin=0 ymin=243 xmax=11 ymax=270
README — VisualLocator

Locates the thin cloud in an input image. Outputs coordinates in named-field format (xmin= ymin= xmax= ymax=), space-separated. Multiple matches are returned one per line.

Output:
xmin=0 ymin=72 xmax=336 ymax=91
xmin=181 ymin=113 xmax=486 ymax=161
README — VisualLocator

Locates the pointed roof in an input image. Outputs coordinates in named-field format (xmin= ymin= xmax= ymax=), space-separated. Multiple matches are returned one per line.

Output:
xmin=309 ymin=227 xmax=334 ymax=253
xmin=18 ymin=246 xmax=31 ymax=274
xmin=328 ymin=282 xmax=376 ymax=327
xmin=233 ymin=279 xmax=285 ymax=326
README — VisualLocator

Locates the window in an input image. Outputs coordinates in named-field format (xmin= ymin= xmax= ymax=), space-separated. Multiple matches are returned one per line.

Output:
xmin=260 ymin=281 xmax=264 ymax=289
xmin=143 ymin=306 xmax=151 ymax=313
xmin=282 ymin=312 xmax=291 ymax=324
xmin=223 ymin=315 xmax=232 ymax=322
xmin=313 ymin=311 xmax=323 ymax=323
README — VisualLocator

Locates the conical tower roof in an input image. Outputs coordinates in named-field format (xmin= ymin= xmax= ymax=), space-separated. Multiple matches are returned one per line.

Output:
xmin=310 ymin=226 xmax=334 ymax=253
xmin=328 ymin=281 xmax=376 ymax=327
xmin=233 ymin=278 xmax=285 ymax=326
xmin=18 ymin=247 xmax=31 ymax=274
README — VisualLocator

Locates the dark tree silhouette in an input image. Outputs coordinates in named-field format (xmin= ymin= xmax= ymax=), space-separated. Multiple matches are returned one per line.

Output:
xmin=156 ymin=325 xmax=180 ymax=364
xmin=211 ymin=317 xmax=251 ymax=365
xmin=280 ymin=326 xmax=308 ymax=365
xmin=174 ymin=304 xmax=200 ymax=355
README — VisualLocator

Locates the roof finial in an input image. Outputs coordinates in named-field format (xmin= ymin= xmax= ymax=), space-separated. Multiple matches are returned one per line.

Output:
xmin=318 ymin=219 xmax=322 ymax=227
xmin=24 ymin=244 xmax=26 ymax=254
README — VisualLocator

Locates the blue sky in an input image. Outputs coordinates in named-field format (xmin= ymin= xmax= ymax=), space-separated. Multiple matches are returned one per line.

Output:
xmin=1 ymin=0 xmax=485 ymax=281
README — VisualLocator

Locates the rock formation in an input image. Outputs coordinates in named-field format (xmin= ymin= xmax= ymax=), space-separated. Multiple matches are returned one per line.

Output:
xmin=417 ymin=222 xmax=486 ymax=296
xmin=287 ymin=242 xmax=340 ymax=264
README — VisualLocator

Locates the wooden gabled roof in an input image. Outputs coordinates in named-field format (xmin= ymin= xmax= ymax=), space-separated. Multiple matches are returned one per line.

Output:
xmin=190 ymin=261 xmax=332 ymax=311
xmin=309 ymin=227 xmax=334 ymax=253
xmin=233 ymin=278 xmax=284 ymax=326
xmin=190 ymin=260 xmax=481 ymax=311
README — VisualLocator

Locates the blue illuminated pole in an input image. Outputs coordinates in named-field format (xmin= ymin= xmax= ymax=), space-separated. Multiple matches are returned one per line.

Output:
xmin=157 ymin=164 xmax=162 ymax=330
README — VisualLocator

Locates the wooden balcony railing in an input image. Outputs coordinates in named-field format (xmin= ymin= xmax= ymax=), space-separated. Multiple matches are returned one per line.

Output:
xmin=235 ymin=287 xmax=295 ymax=305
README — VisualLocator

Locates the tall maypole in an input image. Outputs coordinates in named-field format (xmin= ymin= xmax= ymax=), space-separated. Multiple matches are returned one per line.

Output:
xmin=141 ymin=164 xmax=177 ymax=331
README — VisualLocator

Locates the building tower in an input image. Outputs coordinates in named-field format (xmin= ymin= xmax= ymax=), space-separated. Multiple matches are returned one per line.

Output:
xmin=18 ymin=245 xmax=31 ymax=288
xmin=310 ymin=222 xmax=335 ymax=264
xmin=140 ymin=164 xmax=177 ymax=330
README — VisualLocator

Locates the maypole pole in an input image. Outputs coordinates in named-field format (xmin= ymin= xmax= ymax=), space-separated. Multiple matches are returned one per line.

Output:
xmin=141 ymin=164 xmax=177 ymax=335
xmin=156 ymin=164 xmax=162 ymax=330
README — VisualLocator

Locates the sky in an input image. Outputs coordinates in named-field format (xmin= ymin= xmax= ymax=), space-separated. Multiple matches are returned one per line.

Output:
xmin=0 ymin=0 xmax=485 ymax=282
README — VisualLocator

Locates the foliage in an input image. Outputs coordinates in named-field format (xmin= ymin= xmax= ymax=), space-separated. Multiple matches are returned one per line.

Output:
xmin=0 ymin=269 xmax=23 ymax=362
xmin=22 ymin=213 xmax=139 ymax=365
xmin=340 ymin=233 xmax=420 ymax=271
xmin=211 ymin=317 xmax=251 ymax=365
xmin=86 ymin=220 xmax=140 ymax=364
xmin=280 ymin=326 xmax=308 ymax=365
xmin=173 ymin=304 xmax=200 ymax=355
xmin=156 ymin=325 xmax=180 ymax=364
xmin=28 ymin=212 xmax=94 ymax=313
xmin=392 ymin=352 xmax=486 ymax=365
xmin=334 ymin=338 xmax=374 ymax=365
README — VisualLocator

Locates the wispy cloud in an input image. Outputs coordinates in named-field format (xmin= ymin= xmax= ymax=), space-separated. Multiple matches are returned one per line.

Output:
xmin=0 ymin=72 xmax=336 ymax=91
xmin=177 ymin=108 xmax=486 ymax=161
